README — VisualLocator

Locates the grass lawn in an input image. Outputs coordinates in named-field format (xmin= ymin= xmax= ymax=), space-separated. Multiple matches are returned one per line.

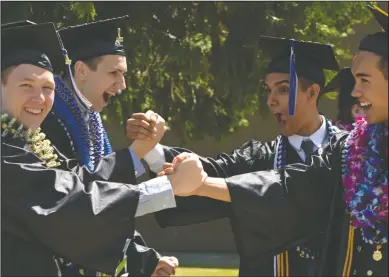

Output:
xmin=176 ymin=267 xmax=238 ymax=276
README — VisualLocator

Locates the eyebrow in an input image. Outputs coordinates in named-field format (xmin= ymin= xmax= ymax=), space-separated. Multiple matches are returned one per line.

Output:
xmin=274 ymin=80 xmax=290 ymax=86
xmin=110 ymin=67 xmax=127 ymax=73
xmin=355 ymin=72 xmax=372 ymax=78
xmin=20 ymin=78 xmax=36 ymax=82
xmin=264 ymin=79 xmax=290 ymax=88
xmin=19 ymin=77 xmax=55 ymax=86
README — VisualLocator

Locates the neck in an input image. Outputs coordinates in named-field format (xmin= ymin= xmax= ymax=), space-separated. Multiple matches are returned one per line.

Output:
xmin=64 ymin=73 xmax=93 ymax=109
xmin=297 ymin=112 xmax=322 ymax=137
xmin=1 ymin=113 xmax=38 ymax=133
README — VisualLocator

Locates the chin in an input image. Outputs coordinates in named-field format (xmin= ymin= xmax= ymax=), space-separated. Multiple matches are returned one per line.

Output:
xmin=25 ymin=122 xmax=42 ymax=131
xmin=91 ymin=104 xmax=103 ymax=113
xmin=366 ymin=116 xmax=387 ymax=125
xmin=280 ymin=127 xmax=294 ymax=137
xmin=365 ymin=110 xmax=380 ymax=125
xmin=22 ymin=117 xmax=45 ymax=131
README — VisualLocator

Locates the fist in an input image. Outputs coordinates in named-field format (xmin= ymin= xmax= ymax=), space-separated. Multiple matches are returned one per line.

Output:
xmin=129 ymin=110 xmax=167 ymax=158
xmin=126 ymin=110 xmax=166 ymax=141
xmin=152 ymin=256 xmax=179 ymax=277
xmin=168 ymin=153 xmax=208 ymax=196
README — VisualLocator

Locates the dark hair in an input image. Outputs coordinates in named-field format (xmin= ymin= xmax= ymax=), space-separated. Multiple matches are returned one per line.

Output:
xmin=71 ymin=56 xmax=103 ymax=76
xmin=378 ymin=55 xmax=388 ymax=80
xmin=336 ymin=83 xmax=358 ymax=124
xmin=299 ymin=77 xmax=315 ymax=91
xmin=1 ymin=66 xmax=16 ymax=85
xmin=299 ymin=77 xmax=323 ymax=105
xmin=336 ymin=102 xmax=355 ymax=124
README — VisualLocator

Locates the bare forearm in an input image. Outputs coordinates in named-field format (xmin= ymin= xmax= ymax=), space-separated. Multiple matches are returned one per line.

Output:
xmin=197 ymin=177 xmax=232 ymax=202
xmin=130 ymin=140 xmax=155 ymax=159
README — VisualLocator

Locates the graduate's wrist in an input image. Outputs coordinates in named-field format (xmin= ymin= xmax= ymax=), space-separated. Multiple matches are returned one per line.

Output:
xmin=200 ymin=177 xmax=231 ymax=202
xmin=130 ymin=140 xmax=155 ymax=159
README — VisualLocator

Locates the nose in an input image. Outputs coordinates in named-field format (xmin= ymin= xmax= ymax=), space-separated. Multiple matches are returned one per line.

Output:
xmin=267 ymin=90 xmax=278 ymax=108
xmin=351 ymin=84 xmax=362 ymax=98
xmin=30 ymin=88 xmax=46 ymax=103
xmin=116 ymin=75 xmax=126 ymax=91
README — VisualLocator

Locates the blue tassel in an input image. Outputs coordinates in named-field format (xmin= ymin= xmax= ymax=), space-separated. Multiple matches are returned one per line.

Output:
xmin=289 ymin=40 xmax=298 ymax=116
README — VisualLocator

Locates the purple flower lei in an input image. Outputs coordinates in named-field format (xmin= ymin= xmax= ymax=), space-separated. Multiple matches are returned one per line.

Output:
xmin=342 ymin=116 xmax=388 ymax=244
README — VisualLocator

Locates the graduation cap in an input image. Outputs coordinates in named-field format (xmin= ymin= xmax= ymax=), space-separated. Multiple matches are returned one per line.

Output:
xmin=1 ymin=22 xmax=66 ymax=74
xmin=58 ymin=15 xmax=130 ymax=62
xmin=322 ymin=67 xmax=357 ymax=108
xmin=259 ymin=36 xmax=340 ymax=115
xmin=358 ymin=5 xmax=388 ymax=58
xmin=1 ymin=20 xmax=36 ymax=29
xmin=368 ymin=4 xmax=388 ymax=32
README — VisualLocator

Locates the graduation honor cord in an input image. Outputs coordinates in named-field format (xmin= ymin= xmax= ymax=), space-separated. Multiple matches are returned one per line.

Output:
xmin=272 ymin=117 xmax=338 ymax=277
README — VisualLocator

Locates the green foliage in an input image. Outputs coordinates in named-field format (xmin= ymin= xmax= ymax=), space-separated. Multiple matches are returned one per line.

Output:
xmin=1 ymin=1 xmax=375 ymax=142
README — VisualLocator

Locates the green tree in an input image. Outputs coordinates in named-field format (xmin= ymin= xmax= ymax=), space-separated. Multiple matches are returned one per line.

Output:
xmin=1 ymin=1 xmax=375 ymax=142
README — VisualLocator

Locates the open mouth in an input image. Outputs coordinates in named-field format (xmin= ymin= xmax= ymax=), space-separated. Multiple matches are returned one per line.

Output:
xmin=103 ymin=91 xmax=116 ymax=104
xmin=359 ymin=101 xmax=372 ymax=111
xmin=24 ymin=107 xmax=43 ymax=115
xmin=274 ymin=113 xmax=287 ymax=127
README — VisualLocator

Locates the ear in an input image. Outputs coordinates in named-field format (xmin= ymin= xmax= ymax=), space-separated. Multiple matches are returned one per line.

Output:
xmin=308 ymin=83 xmax=320 ymax=102
xmin=74 ymin=60 xmax=88 ymax=81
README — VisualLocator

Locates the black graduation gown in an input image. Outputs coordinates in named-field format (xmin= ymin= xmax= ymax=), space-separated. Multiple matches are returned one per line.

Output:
xmin=154 ymin=130 xmax=349 ymax=276
xmin=41 ymin=112 xmax=160 ymax=276
xmin=1 ymin=137 xmax=158 ymax=277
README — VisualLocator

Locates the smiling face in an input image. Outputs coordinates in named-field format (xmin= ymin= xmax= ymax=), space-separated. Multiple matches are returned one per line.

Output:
xmin=1 ymin=64 xmax=55 ymax=130
xmin=264 ymin=72 xmax=320 ymax=136
xmin=74 ymin=54 xmax=127 ymax=112
xmin=351 ymin=51 xmax=388 ymax=124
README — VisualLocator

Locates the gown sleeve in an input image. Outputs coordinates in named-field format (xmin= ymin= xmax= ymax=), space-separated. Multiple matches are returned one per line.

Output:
xmin=222 ymin=132 xmax=348 ymax=256
xmin=156 ymin=132 xmax=348 ymax=258
xmin=162 ymin=139 xmax=276 ymax=177
xmin=2 ymin=139 xmax=141 ymax=275
xmin=44 ymin=128 xmax=162 ymax=275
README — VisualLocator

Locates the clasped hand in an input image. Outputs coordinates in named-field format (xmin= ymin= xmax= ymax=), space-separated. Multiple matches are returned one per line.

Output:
xmin=158 ymin=153 xmax=207 ymax=196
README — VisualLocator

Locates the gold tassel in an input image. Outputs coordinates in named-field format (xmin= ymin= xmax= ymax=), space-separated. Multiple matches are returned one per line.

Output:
xmin=342 ymin=225 xmax=355 ymax=277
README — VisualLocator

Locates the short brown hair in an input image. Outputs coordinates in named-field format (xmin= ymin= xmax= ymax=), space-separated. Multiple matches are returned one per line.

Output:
xmin=299 ymin=77 xmax=315 ymax=92
xmin=299 ymin=77 xmax=323 ymax=105
xmin=83 ymin=56 xmax=103 ymax=71
xmin=1 ymin=66 xmax=16 ymax=85
xmin=377 ymin=56 xmax=388 ymax=80
xmin=71 ymin=56 xmax=103 ymax=76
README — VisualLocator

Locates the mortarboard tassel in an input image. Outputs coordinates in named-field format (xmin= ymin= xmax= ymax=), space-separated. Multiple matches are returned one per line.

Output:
xmin=288 ymin=40 xmax=298 ymax=116
xmin=61 ymin=48 xmax=92 ymax=109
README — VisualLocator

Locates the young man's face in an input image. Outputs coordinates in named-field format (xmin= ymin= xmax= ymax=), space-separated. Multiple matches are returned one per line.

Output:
xmin=264 ymin=72 xmax=318 ymax=136
xmin=351 ymin=51 xmax=388 ymax=124
xmin=76 ymin=55 xmax=127 ymax=112
xmin=1 ymin=64 xmax=55 ymax=130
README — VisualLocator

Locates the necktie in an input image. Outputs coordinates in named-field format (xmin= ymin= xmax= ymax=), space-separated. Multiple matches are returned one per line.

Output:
xmin=301 ymin=139 xmax=315 ymax=163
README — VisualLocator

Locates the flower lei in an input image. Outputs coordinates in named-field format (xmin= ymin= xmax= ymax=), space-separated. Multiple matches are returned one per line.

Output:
xmin=342 ymin=116 xmax=388 ymax=245
xmin=1 ymin=113 xmax=61 ymax=168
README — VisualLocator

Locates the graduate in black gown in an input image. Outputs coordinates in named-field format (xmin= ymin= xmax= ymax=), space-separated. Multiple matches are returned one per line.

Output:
xmin=127 ymin=37 xmax=349 ymax=276
xmin=322 ymin=5 xmax=388 ymax=276
xmin=156 ymin=5 xmax=389 ymax=277
xmin=35 ymin=16 xmax=178 ymax=277
xmin=1 ymin=23 xmax=206 ymax=277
